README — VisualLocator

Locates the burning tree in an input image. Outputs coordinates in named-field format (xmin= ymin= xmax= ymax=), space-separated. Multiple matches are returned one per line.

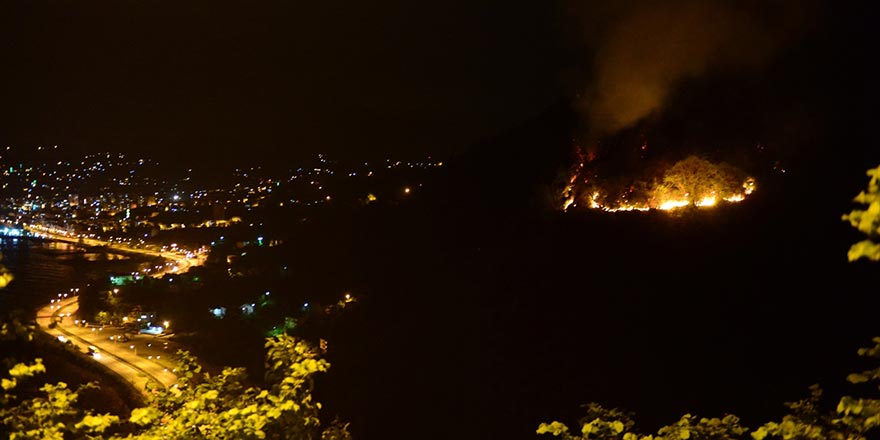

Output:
xmin=560 ymin=152 xmax=754 ymax=212
xmin=653 ymin=156 xmax=748 ymax=208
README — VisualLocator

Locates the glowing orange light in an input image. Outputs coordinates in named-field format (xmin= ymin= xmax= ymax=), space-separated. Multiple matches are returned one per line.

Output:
xmin=569 ymin=180 xmax=754 ymax=213
xmin=695 ymin=195 xmax=717 ymax=207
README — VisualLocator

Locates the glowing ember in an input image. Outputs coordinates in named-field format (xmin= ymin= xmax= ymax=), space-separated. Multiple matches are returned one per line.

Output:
xmin=724 ymin=194 xmax=744 ymax=203
xmin=561 ymin=148 xmax=587 ymax=211
xmin=695 ymin=195 xmax=717 ymax=207
xmin=658 ymin=199 xmax=691 ymax=210
xmin=590 ymin=192 xmax=601 ymax=209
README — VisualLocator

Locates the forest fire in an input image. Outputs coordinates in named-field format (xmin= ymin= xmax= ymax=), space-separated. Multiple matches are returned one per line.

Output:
xmin=561 ymin=155 xmax=756 ymax=212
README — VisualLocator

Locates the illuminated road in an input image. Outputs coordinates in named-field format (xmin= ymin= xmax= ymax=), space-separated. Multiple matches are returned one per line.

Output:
xmin=23 ymin=224 xmax=206 ymax=275
xmin=29 ymin=226 xmax=203 ymax=397
xmin=36 ymin=296 xmax=178 ymax=396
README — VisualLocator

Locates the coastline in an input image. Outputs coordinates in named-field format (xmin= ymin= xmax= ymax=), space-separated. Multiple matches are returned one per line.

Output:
xmin=6 ymin=234 xmax=204 ymax=406
xmin=27 ymin=233 xmax=205 ymax=398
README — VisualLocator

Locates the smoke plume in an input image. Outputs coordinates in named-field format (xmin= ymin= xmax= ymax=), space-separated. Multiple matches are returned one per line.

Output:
xmin=583 ymin=0 xmax=813 ymax=136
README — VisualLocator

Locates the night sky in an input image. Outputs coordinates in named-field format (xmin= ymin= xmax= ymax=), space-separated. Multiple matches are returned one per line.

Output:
xmin=0 ymin=1 xmax=565 ymax=164
xmin=1 ymin=1 xmax=876 ymax=166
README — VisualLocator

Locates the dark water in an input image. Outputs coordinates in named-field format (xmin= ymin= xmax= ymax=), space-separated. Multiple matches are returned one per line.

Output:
xmin=0 ymin=238 xmax=145 ymax=315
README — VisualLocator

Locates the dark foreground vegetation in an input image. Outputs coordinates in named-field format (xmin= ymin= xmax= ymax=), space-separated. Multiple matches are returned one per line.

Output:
xmin=2 ymin=318 xmax=350 ymax=439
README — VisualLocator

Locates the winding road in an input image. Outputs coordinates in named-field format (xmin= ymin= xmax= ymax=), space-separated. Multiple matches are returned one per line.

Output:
xmin=36 ymin=296 xmax=178 ymax=395
xmin=31 ymin=229 xmax=206 ymax=396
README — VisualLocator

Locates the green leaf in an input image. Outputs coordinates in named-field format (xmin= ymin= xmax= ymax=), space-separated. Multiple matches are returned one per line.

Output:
xmin=848 ymin=373 xmax=869 ymax=384
xmin=751 ymin=427 xmax=768 ymax=440
xmin=536 ymin=421 xmax=570 ymax=436
xmin=130 ymin=407 xmax=160 ymax=425
xmin=74 ymin=414 xmax=119 ymax=433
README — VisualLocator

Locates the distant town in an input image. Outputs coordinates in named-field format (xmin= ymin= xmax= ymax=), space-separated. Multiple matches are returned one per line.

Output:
xmin=0 ymin=146 xmax=450 ymax=432
xmin=1 ymin=146 xmax=443 ymax=249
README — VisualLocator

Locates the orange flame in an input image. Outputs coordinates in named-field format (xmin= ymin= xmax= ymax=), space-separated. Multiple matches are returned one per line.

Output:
xmin=572 ymin=178 xmax=755 ymax=212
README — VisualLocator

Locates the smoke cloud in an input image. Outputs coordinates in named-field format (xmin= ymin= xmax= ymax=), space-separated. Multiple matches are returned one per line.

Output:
xmin=583 ymin=0 xmax=813 ymax=136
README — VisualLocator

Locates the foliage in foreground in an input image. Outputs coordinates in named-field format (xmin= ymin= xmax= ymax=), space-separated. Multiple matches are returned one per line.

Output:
xmin=540 ymin=163 xmax=880 ymax=439
xmin=842 ymin=164 xmax=880 ymax=261
xmin=1 ymin=321 xmax=350 ymax=439
xmin=537 ymin=338 xmax=880 ymax=440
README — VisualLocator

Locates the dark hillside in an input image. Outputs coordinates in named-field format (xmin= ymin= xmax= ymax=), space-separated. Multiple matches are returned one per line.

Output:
xmin=312 ymin=99 xmax=878 ymax=439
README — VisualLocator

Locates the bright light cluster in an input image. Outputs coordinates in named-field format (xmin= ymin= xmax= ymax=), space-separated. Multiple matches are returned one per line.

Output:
xmin=578 ymin=178 xmax=755 ymax=213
